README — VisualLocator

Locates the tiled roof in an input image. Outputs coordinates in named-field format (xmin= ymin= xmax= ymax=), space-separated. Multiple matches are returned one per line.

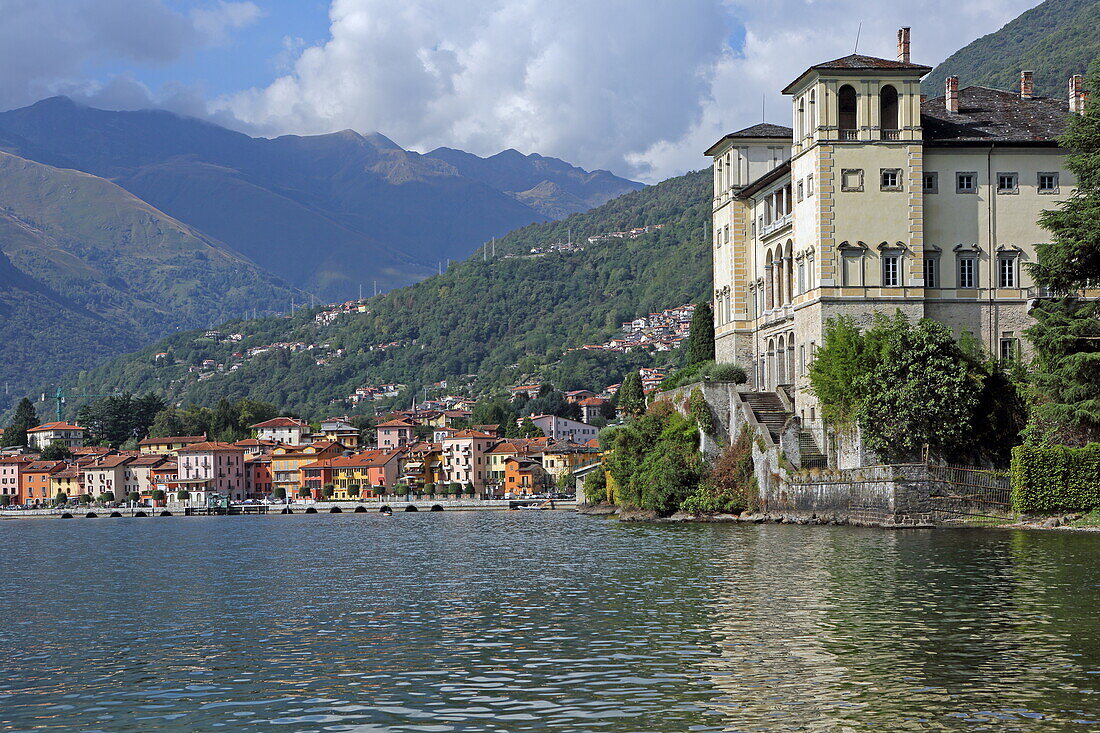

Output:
xmin=27 ymin=422 xmax=84 ymax=432
xmin=87 ymin=455 xmax=134 ymax=468
xmin=138 ymin=435 xmax=205 ymax=446
xmin=782 ymin=53 xmax=932 ymax=94
xmin=705 ymin=123 xmax=793 ymax=155
xmin=177 ymin=441 xmax=243 ymax=452
xmin=445 ymin=429 xmax=496 ymax=439
xmin=376 ymin=418 xmax=417 ymax=428
xmin=921 ymin=86 xmax=1069 ymax=145
xmin=250 ymin=417 xmax=309 ymax=429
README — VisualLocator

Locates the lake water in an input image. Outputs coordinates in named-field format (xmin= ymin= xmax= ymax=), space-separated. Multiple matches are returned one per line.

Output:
xmin=1 ymin=512 xmax=1098 ymax=731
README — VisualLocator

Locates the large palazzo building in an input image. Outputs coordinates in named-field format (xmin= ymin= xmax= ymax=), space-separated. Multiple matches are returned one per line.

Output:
xmin=708 ymin=28 xmax=1086 ymax=426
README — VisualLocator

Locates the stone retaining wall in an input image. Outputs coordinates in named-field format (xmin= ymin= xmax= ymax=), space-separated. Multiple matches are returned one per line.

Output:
xmin=766 ymin=464 xmax=934 ymax=526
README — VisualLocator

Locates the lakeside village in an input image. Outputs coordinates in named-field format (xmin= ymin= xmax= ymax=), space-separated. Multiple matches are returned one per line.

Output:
xmin=0 ymin=410 xmax=603 ymax=509
xmin=5 ymin=30 xmax=1100 ymax=524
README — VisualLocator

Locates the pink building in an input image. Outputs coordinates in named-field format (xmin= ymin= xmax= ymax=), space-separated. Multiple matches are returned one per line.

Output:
xmin=176 ymin=441 xmax=247 ymax=502
xmin=441 ymin=430 xmax=496 ymax=490
xmin=376 ymin=418 xmax=416 ymax=450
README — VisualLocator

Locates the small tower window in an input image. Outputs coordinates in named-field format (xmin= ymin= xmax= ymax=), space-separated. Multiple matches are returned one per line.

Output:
xmin=880 ymin=85 xmax=899 ymax=138
xmin=838 ymin=85 xmax=858 ymax=139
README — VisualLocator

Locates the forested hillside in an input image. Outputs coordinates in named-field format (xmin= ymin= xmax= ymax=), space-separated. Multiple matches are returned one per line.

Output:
xmin=925 ymin=0 xmax=1100 ymax=98
xmin=67 ymin=170 xmax=711 ymax=416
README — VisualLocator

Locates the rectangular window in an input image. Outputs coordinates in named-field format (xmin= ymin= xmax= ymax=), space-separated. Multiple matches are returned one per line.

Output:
xmin=998 ymin=256 xmax=1017 ymax=288
xmin=882 ymin=254 xmax=901 ymax=287
xmin=997 ymin=172 xmax=1018 ymax=194
xmin=797 ymin=180 xmax=804 ymax=202
xmin=799 ymin=345 xmax=806 ymax=375
xmin=923 ymin=172 xmax=939 ymax=193
xmin=724 ymin=224 xmax=729 ymax=244
xmin=1038 ymin=172 xmax=1059 ymax=193
xmin=956 ymin=172 xmax=977 ymax=193
xmin=807 ymin=174 xmax=814 ymax=196
xmin=841 ymin=168 xmax=864 ymax=192
xmin=958 ymin=257 xmax=976 ymax=288
xmin=880 ymin=168 xmax=902 ymax=191
xmin=923 ymin=256 xmax=938 ymax=288
xmin=999 ymin=336 xmax=1018 ymax=361
xmin=797 ymin=261 xmax=806 ymax=294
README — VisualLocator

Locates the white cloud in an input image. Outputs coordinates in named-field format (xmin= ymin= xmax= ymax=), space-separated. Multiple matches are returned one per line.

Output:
xmin=220 ymin=0 xmax=1042 ymax=182
xmin=0 ymin=0 xmax=261 ymax=113
xmin=191 ymin=1 xmax=264 ymax=45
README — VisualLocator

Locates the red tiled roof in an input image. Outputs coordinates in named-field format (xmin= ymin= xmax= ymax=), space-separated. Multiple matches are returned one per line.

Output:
xmin=376 ymin=418 xmax=417 ymax=428
xmin=445 ymin=429 xmax=495 ymax=439
xmin=27 ymin=422 xmax=84 ymax=433
xmin=177 ymin=441 xmax=243 ymax=452
xmin=138 ymin=435 xmax=206 ymax=446
xmin=250 ymin=417 xmax=309 ymax=429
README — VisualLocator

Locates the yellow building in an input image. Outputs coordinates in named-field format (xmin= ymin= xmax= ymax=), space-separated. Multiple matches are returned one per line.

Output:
xmin=271 ymin=441 xmax=345 ymax=496
xmin=708 ymin=26 xmax=1090 ymax=455
xmin=137 ymin=435 xmax=207 ymax=455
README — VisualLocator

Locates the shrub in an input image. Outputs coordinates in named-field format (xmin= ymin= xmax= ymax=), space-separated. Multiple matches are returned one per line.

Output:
xmin=79 ymin=494 xmax=92 ymax=504
xmin=271 ymin=486 xmax=286 ymax=500
xmin=99 ymin=492 xmax=115 ymax=503
xmin=322 ymin=483 xmax=335 ymax=499
xmin=297 ymin=486 xmax=311 ymax=498
xmin=53 ymin=491 xmax=68 ymax=505
xmin=583 ymin=469 xmax=607 ymax=504
xmin=689 ymin=387 xmax=714 ymax=436
xmin=681 ymin=430 xmax=758 ymax=515
xmin=127 ymin=491 xmax=140 ymax=504
xmin=659 ymin=361 xmax=747 ymax=391
xmin=348 ymin=484 xmax=361 ymax=498
xmin=176 ymin=489 xmax=190 ymax=501
xmin=151 ymin=489 xmax=165 ymax=502
xmin=1011 ymin=443 xmax=1100 ymax=512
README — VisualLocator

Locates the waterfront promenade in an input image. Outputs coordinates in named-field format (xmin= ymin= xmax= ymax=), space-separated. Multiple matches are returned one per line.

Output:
xmin=0 ymin=497 xmax=576 ymax=519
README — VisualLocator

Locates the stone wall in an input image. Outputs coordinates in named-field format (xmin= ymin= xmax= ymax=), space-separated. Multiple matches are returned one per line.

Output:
xmin=763 ymin=464 xmax=934 ymax=526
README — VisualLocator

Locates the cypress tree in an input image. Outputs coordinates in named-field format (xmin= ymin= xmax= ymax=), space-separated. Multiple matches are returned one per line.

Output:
xmin=686 ymin=302 xmax=716 ymax=366
xmin=617 ymin=372 xmax=645 ymax=418
xmin=1026 ymin=61 xmax=1100 ymax=444
xmin=2 ymin=398 xmax=38 ymax=447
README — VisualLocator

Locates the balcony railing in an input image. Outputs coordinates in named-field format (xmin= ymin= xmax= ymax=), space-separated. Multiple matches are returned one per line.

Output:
xmin=882 ymin=129 xmax=901 ymax=140
xmin=840 ymin=129 xmax=858 ymax=141
xmin=761 ymin=213 xmax=792 ymax=238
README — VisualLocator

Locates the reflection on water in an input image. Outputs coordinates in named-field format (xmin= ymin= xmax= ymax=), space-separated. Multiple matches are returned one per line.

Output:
xmin=0 ymin=513 xmax=1097 ymax=731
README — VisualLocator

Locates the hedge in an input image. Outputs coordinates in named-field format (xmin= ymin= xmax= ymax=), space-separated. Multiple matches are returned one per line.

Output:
xmin=1010 ymin=443 xmax=1100 ymax=512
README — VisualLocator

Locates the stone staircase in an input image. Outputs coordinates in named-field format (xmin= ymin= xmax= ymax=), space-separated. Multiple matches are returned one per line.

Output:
xmin=741 ymin=391 xmax=826 ymax=467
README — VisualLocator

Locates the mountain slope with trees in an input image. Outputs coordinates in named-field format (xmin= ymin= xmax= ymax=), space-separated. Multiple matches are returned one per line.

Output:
xmin=66 ymin=170 xmax=712 ymax=416
xmin=0 ymin=150 xmax=302 ymax=411
xmin=924 ymin=0 xmax=1100 ymax=98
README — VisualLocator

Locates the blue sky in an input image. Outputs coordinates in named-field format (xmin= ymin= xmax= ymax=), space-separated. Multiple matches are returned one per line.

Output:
xmin=0 ymin=0 xmax=1044 ymax=182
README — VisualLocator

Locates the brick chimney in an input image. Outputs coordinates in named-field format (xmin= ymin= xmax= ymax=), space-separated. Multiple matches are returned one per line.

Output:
xmin=897 ymin=27 xmax=911 ymax=63
xmin=1069 ymin=74 xmax=1087 ymax=114
xmin=1020 ymin=70 xmax=1034 ymax=100
xmin=946 ymin=76 xmax=959 ymax=113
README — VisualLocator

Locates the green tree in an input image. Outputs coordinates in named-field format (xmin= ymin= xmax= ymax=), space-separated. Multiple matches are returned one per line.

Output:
xmin=271 ymin=486 xmax=287 ymax=501
xmin=617 ymin=371 xmax=645 ymax=418
xmin=1024 ymin=61 xmax=1100 ymax=444
xmin=40 ymin=441 xmax=73 ymax=461
xmin=0 ymin=495 xmax=10 ymax=507
xmin=808 ymin=315 xmax=890 ymax=425
xmin=151 ymin=489 xmax=165 ymax=503
xmin=857 ymin=318 xmax=981 ymax=461
xmin=685 ymin=302 xmax=716 ymax=366
xmin=322 ymin=483 xmax=335 ymax=499
xmin=517 ymin=417 xmax=542 ymax=439
xmin=606 ymin=401 xmax=702 ymax=515
xmin=99 ymin=491 xmax=115 ymax=503
xmin=53 ymin=491 xmax=68 ymax=505
xmin=297 ymin=486 xmax=311 ymax=499
xmin=127 ymin=491 xmax=140 ymax=504
xmin=176 ymin=489 xmax=190 ymax=501
xmin=582 ymin=469 xmax=606 ymax=504
xmin=348 ymin=484 xmax=361 ymax=498
xmin=2 ymin=398 xmax=37 ymax=447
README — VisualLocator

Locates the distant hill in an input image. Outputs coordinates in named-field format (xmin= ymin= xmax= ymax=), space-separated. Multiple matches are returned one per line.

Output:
xmin=0 ymin=150 xmax=302 ymax=408
xmin=425 ymin=147 xmax=642 ymax=219
xmin=68 ymin=170 xmax=711 ymax=417
xmin=924 ymin=0 xmax=1100 ymax=98
xmin=0 ymin=98 xmax=640 ymax=301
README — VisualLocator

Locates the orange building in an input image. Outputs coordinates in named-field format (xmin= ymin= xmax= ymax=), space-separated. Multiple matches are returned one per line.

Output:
xmin=504 ymin=457 xmax=550 ymax=496
xmin=21 ymin=461 xmax=67 ymax=504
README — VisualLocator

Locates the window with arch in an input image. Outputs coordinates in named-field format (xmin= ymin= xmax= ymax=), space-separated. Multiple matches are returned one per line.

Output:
xmin=838 ymin=85 xmax=857 ymax=139
xmin=880 ymin=84 xmax=899 ymax=137
xmin=798 ymin=97 xmax=805 ymax=140
xmin=808 ymin=89 xmax=816 ymax=132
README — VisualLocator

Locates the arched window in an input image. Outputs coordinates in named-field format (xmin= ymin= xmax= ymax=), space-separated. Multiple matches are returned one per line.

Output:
xmin=776 ymin=335 xmax=786 ymax=384
xmin=784 ymin=240 xmax=794 ymax=303
xmin=880 ymin=84 xmax=899 ymax=134
xmin=809 ymin=89 xmax=816 ymax=132
xmin=798 ymin=97 xmax=805 ymax=140
xmin=838 ymin=84 xmax=857 ymax=138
